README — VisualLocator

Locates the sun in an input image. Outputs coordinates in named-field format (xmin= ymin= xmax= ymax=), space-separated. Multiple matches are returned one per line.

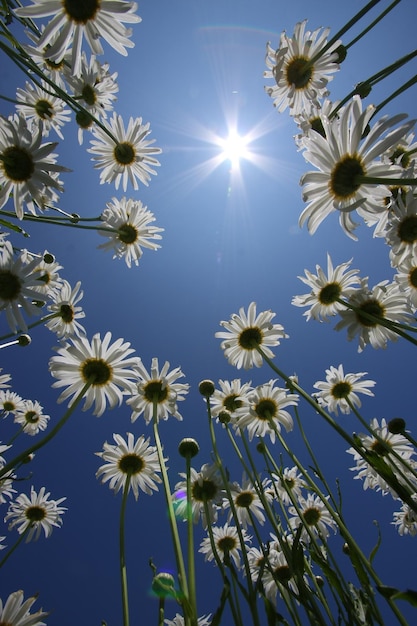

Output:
xmin=219 ymin=130 xmax=249 ymax=168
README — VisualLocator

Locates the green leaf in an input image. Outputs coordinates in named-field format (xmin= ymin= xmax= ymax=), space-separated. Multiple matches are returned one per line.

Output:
xmin=369 ymin=520 xmax=382 ymax=565
xmin=0 ymin=218 xmax=29 ymax=237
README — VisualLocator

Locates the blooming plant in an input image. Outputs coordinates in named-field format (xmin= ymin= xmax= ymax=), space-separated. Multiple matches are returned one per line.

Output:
xmin=0 ymin=1 xmax=416 ymax=626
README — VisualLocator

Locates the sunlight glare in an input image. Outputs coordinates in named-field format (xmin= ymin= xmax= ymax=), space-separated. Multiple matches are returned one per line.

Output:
xmin=219 ymin=130 xmax=249 ymax=168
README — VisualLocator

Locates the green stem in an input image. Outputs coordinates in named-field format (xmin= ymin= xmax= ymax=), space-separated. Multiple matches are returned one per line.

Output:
xmin=0 ymin=313 xmax=59 ymax=342
xmin=0 ymin=379 xmax=92 ymax=480
xmin=120 ymin=475 xmax=131 ymax=626
xmin=344 ymin=0 xmax=401 ymax=50
xmin=0 ymin=525 xmax=29 ymax=568
xmin=374 ymin=74 xmax=417 ymax=115
xmin=185 ymin=453 xmax=197 ymax=623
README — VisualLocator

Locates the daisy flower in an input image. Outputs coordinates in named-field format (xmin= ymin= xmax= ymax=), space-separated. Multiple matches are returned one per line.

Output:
xmin=289 ymin=493 xmax=337 ymax=542
xmin=209 ymin=378 xmax=253 ymax=422
xmin=88 ymin=112 xmax=162 ymax=191
xmin=14 ymin=0 xmax=141 ymax=77
xmin=0 ymin=114 xmax=66 ymax=219
xmin=14 ymin=400 xmax=50 ymax=436
xmin=299 ymin=96 xmax=414 ymax=239
xmin=292 ymin=254 xmax=361 ymax=321
xmin=262 ymin=548 xmax=299 ymax=600
xmin=269 ymin=466 xmax=306 ymax=506
xmin=235 ymin=380 xmax=298 ymax=442
xmin=45 ymin=280 xmax=86 ymax=338
xmin=165 ymin=614 xmax=212 ymax=626
xmin=21 ymin=249 xmax=63 ymax=298
xmin=264 ymin=20 xmax=341 ymax=115
xmin=98 ymin=197 xmax=164 ymax=268
xmin=215 ymin=302 xmax=288 ymax=370
xmin=173 ymin=462 xmax=224 ymax=528
xmin=199 ymin=522 xmax=251 ymax=569
xmin=0 ymin=474 xmax=16 ymax=504
xmin=294 ymin=98 xmax=339 ymax=147
xmin=96 ymin=432 xmax=162 ymax=500
xmin=0 ymin=590 xmax=48 ymax=626
xmin=313 ymin=364 xmax=375 ymax=416
xmin=385 ymin=191 xmax=417 ymax=267
xmin=127 ymin=357 xmax=189 ymax=424
xmin=0 ymin=369 xmax=11 ymax=389
xmin=223 ymin=473 xmax=267 ymax=528
xmin=392 ymin=497 xmax=417 ymax=536
xmin=16 ymin=80 xmax=71 ymax=140
xmin=394 ymin=253 xmax=417 ymax=310
xmin=49 ymin=331 xmax=140 ymax=417
xmin=5 ymin=486 xmax=66 ymax=542
xmin=0 ymin=241 xmax=44 ymax=333
xmin=334 ymin=278 xmax=413 ymax=352
xmin=22 ymin=28 xmax=71 ymax=89
xmin=65 ymin=53 xmax=118 ymax=119
xmin=0 ymin=389 xmax=25 ymax=417
xmin=347 ymin=418 xmax=416 ymax=496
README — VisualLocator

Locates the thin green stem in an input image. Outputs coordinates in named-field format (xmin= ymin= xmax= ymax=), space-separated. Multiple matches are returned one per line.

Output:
xmin=0 ymin=312 xmax=58 ymax=342
xmin=120 ymin=475 xmax=131 ymax=626
xmin=0 ymin=525 xmax=29 ymax=568
xmin=185 ymin=453 xmax=197 ymax=623
xmin=374 ymin=74 xmax=417 ymax=115
xmin=344 ymin=0 xmax=401 ymax=50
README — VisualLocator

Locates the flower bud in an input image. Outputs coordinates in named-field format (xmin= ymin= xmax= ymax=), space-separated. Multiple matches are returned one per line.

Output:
xmin=218 ymin=410 xmax=231 ymax=425
xmin=198 ymin=379 xmax=215 ymax=398
xmin=151 ymin=572 xmax=176 ymax=599
xmin=18 ymin=334 xmax=31 ymax=347
xmin=388 ymin=417 xmax=406 ymax=434
xmin=43 ymin=253 xmax=55 ymax=264
xmin=178 ymin=438 xmax=199 ymax=458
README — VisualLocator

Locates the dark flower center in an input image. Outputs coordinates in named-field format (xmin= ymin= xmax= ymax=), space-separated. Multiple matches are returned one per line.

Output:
xmin=60 ymin=304 xmax=74 ymax=323
xmin=285 ymin=56 xmax=313 ymax=89
xmin=114 ymin=142 xmax=136 ymax=165
xmin=118 ymin=224 xmax=138 ymax=244
xmin=274 ymin=565 xmax=292 ymax=583
xmin=236 ymin=491 xmax=254 ymax=508
xmin=25 ymin=410 xmax=39 ymax=423
xmin=81 ymin=84 xmax=97 ymax=106
xmin=224 ymin=394 xmax=242 ymax=412
xmin=143 ymin=381 xmax=168 ymax=403
xmin=63 ymin=0 xmax=100 ymax=23
xmin=409 ymin=267 xmax=417 ymax=289
xmin=398 ymin=216 xmax=417 ymax=244
xmin=390 ymin=146 xmax=410 ymax=169
xmin=254 ymin=398 xmax=277 ymax=420
xmin=192 ymin=479 xmax=218 ymax=502
xmin=76 ymin=110 xmax=94 ymax=129
xmin=310 ymin=117 xmax=325 ymax=137
xmin=2 ymin=146 xmax=35 ymax=182
xmin=356 ymin=299 xmax=384 ymax=327
xmin=331 ymin=381 xmax=352 ymax=399
xmin=35 ymin=99 xmax=54 ymax=120
xmin=371 ymin=440 xmax=390 ymax=456
xmin=319 ymin=282 xmax=341 ymax=305
xmin=218 ymin=536 xmax=237 ymax=553
xmin=238 ymin=327 xmax=262 ymax=350
xmin=329 ymin=154 xmax=365 ymax=199
xmin=25 ymin=505 xmax=46 ymax=522
xmin=81 ymin=358 xmax=112 ymax=385
xmin=118 ymin=453 xmax=144 ymax=475
xmin=0 ymin=270 xmax=22 ymax=301
xmin=3 ymin=401 xmax=15 ymax=411
xmin=303 ymin=507 xmax=321 ymax=526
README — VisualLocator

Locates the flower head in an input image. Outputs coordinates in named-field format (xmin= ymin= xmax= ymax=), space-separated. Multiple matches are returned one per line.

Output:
xmin=15 ymin=0 xmax=141 ymax=76
xmin=235 ymin=380 xmax=297 ymax=442
xmin=88 ymin=113 xmax=161 ymax=191
xmin=96 ymin=432 xmax=162 ymax=500
xmin=392 ymin=497 xmax=417 ymax=536
xmin=0 ymin=390 xmax=25 ymax=417
xmin=209 ymin=379 xmax=253 ymax=423
xmin=223 ymin=473 xmax=267 ymax=528
xmin=0 ymin=590 xmax=48 ymax=626
xmin=16 ymin=80 xmax=71 ymax=140
xmin=173 ymin=463 xmax=224 ymax=528
xmin=199 ymin=522 xmax=251 ymax=569
xmin=394 ymin=252 xmax=417 ymax=311
xmin=127 ymin=358 xmax=189 ymax=424
xmin=292 ymin=254 xmax=361 ymax=321
xmin=385 ymin=191 xmax=417 ymax=267
xmin=215 ymin=302 xmax=288 ymax=370
xmin=288 ymin=493 xmax=337 ymax=542
xmin=5 ymin=486 xmax=66 ymax=542
xmin=49 ymin=331 xmax=140 ymax=416
xmin=46 ymin=280 xmax=86 ymax=338
xmin=313 ymin=364 xmax=375 ymax=415
xmin=264 ymin=20 xmax=340 ymax=114
xmin=14 ymin=400 xmax=50 ymax=435
xmin=98 ymin=197 xmax=163 ymax=267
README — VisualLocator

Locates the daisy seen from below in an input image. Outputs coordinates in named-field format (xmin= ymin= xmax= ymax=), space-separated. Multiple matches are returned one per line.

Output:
xmin=334 ymin=278 xmax=413 ymax=352
xmin=262 ymin=548 xmax=299 ymax=601
xmin=292 ymin=253 xmax=361 ymax=321
xmin=199 ymin=522 xmax=251 ymax=569
xmin=223 ymin=473 xmax=267 ymax=528
xmin=14 ymin=0 xmax=141 ymax=77
xmin=49 ymin=331 xmax=140 ymax=417
xmin=14 ymin=400 xmax=50 ymax=436
xmin=313 ymin=364 xmax=375 ymax=416
xmin=385 ymin=191 xmax=417 ymax=267
xmin=88 ymin=112 xmax=162 ymax=191
xmin=0 ymin=368 xmax=11 ymax=389
xmin=394 ymin=253 xmax=417 ymax=311
xmin=21 ymin=249 xmax=63 ymax=298
xmin=0 ymin=114 xmax=66 ymax=219
xmin=264 ymin=20 xmax=341 ymax=115
xmin=98 ymin=197 xmax=164 ymax=268
xmin=45 ymin=280 xmax=86 ymax=338
xmin=0 ymin=590 xmax=48 ymax=626
xmin=289 ymin=493 xmax=337 ymax=542
xmin=209 ymin=378 xmax=253 ymax=423
xmin=96 ymin=432 xmax=162 ymax=501
xmin=5 ymin=486 xmax=66 ymax=542
xmin=215 ymin=302 xmax=288 ymax=370
xmin=269 ymin=466 xmax=306 ymax=506
xmin=347 ymin=418 xmax=416 ymax=496
xmin=299 ymin=96 xmax=414 ymax=239
xmin=173 ymin=462 xmax=224 ymax=528
xmin=235 ymin=380 xmax=298 ymax=443
xmin=0 ymin=390 xmax=25 ymax=417
xmin=392 ymin=497 xmax=417 ymax=536
xmin=127 ymin=357 xmax=189 ymax=424
xmin=165 ymin=614 xmax=212 ymax=626
xmin=0 ymin=241 xmax=45 ymax=333
xmin=16 ymin=80 xmax=71 ymax=140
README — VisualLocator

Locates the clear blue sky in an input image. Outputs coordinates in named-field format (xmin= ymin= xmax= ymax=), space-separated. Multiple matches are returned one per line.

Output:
xmin=1 ymin=1 xmax=416 ymax=624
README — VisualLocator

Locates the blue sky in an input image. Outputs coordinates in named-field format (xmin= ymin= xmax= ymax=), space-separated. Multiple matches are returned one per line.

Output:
xmin=1 ymin=0 xmax=417 ymax=624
